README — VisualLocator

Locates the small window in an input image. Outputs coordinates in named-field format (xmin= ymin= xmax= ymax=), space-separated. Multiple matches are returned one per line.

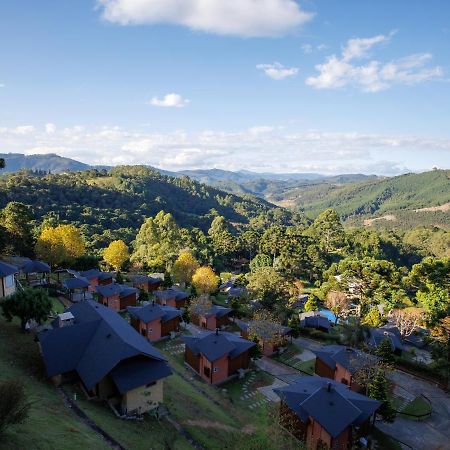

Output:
xmin=213 ymin=367 xmax=219 ymax=373
xmin=148 ymin=328 xmax=153 ymax=333
xmin=5 ymin=275 xmax=14 ymax=288
xmin=141 ymin=329 xmax=146 ymax=336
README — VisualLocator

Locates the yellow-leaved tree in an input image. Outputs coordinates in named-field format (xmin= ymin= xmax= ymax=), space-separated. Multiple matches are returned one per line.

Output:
xmin=103 ymin=240 xmax=130 ymax=271
xmin=191 ymin=266 xmax=219 ymax=297
xmin=35 ymin=224 xmax=86 ymax=267
xmin=172 ymin=250 xmax=200 ymax=287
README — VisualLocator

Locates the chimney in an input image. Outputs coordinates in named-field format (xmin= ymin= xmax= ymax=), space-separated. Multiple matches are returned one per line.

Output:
xmin=215 ymin=327 xmax=219 ymax=336
xmin=152 ymin=300 xmax=155 ymax=307
xmin=327 ymin=382 xmax=332 ymax=392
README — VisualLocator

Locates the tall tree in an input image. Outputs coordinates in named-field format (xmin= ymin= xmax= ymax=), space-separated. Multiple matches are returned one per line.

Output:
xmin=417 ymin=283 xmax=449 ymax=325
xmin=35 ymin=224 xmax=86 ymax=267
xmin=172 ymin=250 xmax=200 ymax=287
xmin=131 ymin=211 xmax=186 ymax=271
xmin=325 ymin=290 xmax=352 ymax=324
xmin=0 ymin=202 xmax=34 ymax=256
xmin=103 ymin=240 xmax=130 ymax=271
xmin=308 ymin=209 xmax=345 ymax=253
xmin=367 ymin=370 xmax=395 ymax=422
xmin=191 ymin=266 xmax=219 ymax=296
xmin=208 ymin=215 xmax=236 ymax=268
xmin=389 ymin=307 xmax=423 ymax=339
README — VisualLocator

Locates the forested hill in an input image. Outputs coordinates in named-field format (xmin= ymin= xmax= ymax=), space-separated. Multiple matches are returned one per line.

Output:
xmin=0 ymin=166 xmax=284 ymax=248
xmin=0 ymin=153 xmax=90 ymax=173
xmin=289 ymin=169 xmax=450 ymax=229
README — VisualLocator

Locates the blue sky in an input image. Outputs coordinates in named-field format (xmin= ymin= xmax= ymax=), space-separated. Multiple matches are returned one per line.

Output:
xmin=0 ymin=0 xmax=449 ymax=174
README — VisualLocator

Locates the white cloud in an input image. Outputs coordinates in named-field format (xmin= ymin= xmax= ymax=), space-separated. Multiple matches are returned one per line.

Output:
xmin=256 ymin=62 xmax=299 ymax=80
xmin=149 ymin=93 xmax=190 ymax=108
xmin=301 ymin=43 xmax=328 ymax=54
xmin=97 ymin=0 xmax=313 ymax=37
xmin=1 ymin=123 xmax=449 ymax=175
xmin=45 ymin=123 xmax=56 ymax=134
xmin=306 ymin=32 xmax=443 ymax=92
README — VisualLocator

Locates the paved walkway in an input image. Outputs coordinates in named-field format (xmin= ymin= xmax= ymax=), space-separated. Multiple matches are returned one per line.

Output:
xmin=377 ymin=370 xmax=450 ymax=450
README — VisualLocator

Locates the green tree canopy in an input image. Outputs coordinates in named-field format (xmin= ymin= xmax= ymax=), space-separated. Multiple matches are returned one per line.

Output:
xmin=1 ymin=288 xmax=52 ymax=331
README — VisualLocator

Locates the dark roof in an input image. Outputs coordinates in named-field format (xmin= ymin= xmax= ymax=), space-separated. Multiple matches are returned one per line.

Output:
xmin=155 ymin=288 xmax=189 ymax=301
xmin=22 ymin=260 xmax=51 ymax=274
xmin=367 ymin=327 xmax=403 ymax=352
xmin=182 ymin=331 xmax=255 ymax=362
xmin=63 ymin=277 xmax=90 ymax=290
xmin=302 ymin=316 xmax=331 ymax=330
xmin=132 ymin=275 xmax=161 ymax=285
xmin=96 ymin=283 xmax=138 ymax=299
xmin=314 ymin=345 xmax=377 ymax=374
xmin=0 ymin=261 xmax=19 ymax=278
xmin=79 ymin=269 xmax=113 ymax=281
xmin=274 ymin=377 xmax=380 ymax=438
xmin=228 ymin=287 xmax=246 ymax=297
xmin=235 ymin=319 xmax=292 ymax=337
xmin=205 ymin=305 xmax=232 ymax=318
xmin=127 ymin=303 xmax=182 ymax=324
xmin=110 ymin=357 xmax=172 ymax=394
xmin=39 ymin=300 xmax=171 ymax=391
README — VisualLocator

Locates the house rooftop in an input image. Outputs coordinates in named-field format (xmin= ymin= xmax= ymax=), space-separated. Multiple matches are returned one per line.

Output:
xmin=79 ymin=269 xmax=113 ymax=281
xmin=127 ymin=303 xmax=182 ymax=324
xmin=235 ymin=319 xmax=292 ymax=337
xmin=95 ymin=283 xmax=138 ymax=299
xmin=314 ymin=345 xmax=378 ymax=374
xmin=132 ymin=274 xmax=161 ymax=285
xmin=367 ymin=326 xmax=403 ymax=352
xmin=39 ymin=300 xmax=171 ymax=393
xmin=274 ymin=377 xmax=380 ymax=438
xmin=22 ymin=260 xmax=51 ymax=274
xmin=0 ymin=261 xmax=19 ymax=278
xmin=63 ymin=277 xmax=90 ymax=290
xmin=182 ymin=330 xmax=255 ymax=362
xmin=155 ymin=288 xmax=189 ymax=301
xmin=204 ymin=305 xmax=232 ymax=318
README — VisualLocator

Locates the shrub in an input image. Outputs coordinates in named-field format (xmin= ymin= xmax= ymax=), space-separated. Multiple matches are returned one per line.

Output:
xmin=0 ymin=380 xmax=30 ymax=436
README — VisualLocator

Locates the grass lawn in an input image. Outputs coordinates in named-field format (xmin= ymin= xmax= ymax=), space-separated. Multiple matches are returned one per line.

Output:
xmin=50 ymin=296 xmax=65 ymax=314
xmin=399 ymin=396 xmax=432 ymax=419
xmin=0 ymin=313 xmax=192 ymax=450
xmin=157 ymin=337 xmax=302 ymax=450
xmin=274 ymin=344 xmax=316 ymax=375
xmin=369 ymin=427 xmax=402 ymax=450
xmin=0 ymin=314 xmax=111 ymax=450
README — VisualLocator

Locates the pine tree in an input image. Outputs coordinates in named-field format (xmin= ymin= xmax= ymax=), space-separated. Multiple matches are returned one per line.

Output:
xmin=376 ymin=338 xmax=395 ymax=364
xmin=367 ymin=370 xmax=395 ymax=422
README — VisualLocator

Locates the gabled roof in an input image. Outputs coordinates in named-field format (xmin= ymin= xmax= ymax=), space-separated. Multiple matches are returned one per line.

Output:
xmin=302 ymin=316 xmax=331 ymax=330
xmin=132 ymin=275 xmax=161 ymax=285
xmin=22 ymin=260 xmax=51 ymax=274
xmin=63 ymin=277 xmax=90 ymax=290
xmin=228 ymin=287 xmax=246 ymax=297
xmin=274 ymin=377 xmax=380 ymax=438
xmin=155 ymin=288 xmax=189 ymax=301
xmin=235 ymin=319 xmax=292 ymax=337
xmin=367 ymin=327 xmax=403 ymax=352
xmin=127 ymin=303 xmax=182 ymax=324
xmin=0 ymin=261 xmax=19 ymax=278
xmin=95 ymin=283 xmax=138 ymax=299
xmin=182 ymin=331 xmax=255 ymax=362
xmin=39 ymin=301 xmax=171 ymax=392
xmin=204 ymin=305 xmax=232 ymax=318
xmin=314 ymin=345 xmax=377 ymax=374
xmin=79 ymin=269 xmax=113 ymax=281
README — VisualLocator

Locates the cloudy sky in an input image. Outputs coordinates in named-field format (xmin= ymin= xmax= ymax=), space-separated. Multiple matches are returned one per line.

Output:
xmin=1 ymin=0 xmax=449 ymax=175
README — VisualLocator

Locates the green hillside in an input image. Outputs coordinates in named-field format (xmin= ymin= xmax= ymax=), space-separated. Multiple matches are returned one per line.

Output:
xmin=0 ymin=166 xmax=278 ymax=248
xmin=279 ymin=170 xmax=450 ymax=229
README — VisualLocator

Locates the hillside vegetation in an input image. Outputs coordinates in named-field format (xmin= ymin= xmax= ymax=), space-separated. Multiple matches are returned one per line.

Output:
xmin=0 ymin=166 xmax=279 ymax=248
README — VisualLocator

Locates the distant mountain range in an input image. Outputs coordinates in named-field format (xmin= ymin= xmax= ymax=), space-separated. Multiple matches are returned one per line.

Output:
xmin=1 ymin=152 xmax=449 ymax=229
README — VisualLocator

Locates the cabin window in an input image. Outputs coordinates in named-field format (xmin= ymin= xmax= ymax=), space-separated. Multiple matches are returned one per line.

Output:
xmin=5 ymin=275 xmax=14 ymax=288
xmin=213 ymin=367 xmax=219 ymax=373
xmin=148 ymin=328 xmax=153 ymax=333
xmin=141 ymin=329 xmax=146 ymax=336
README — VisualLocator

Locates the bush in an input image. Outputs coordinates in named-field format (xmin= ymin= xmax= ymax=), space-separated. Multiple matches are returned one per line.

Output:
xmin=0 ymin=380 xmax=30 ymax=436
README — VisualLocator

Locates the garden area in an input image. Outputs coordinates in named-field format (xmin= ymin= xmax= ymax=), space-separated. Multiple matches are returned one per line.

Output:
xmin=273 ymin=344 xmax=316 ymax=375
